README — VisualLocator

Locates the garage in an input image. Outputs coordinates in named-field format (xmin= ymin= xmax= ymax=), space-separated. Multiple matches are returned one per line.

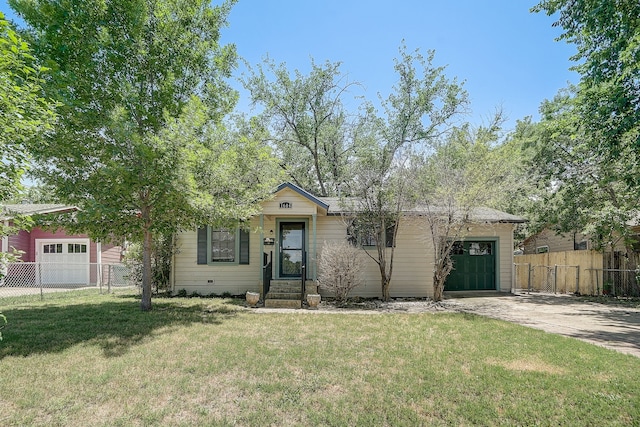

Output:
xmin=36 ymin=238 xmax=90 ymax=285
xmin=446 ymin=240 xmax=497 ymax=291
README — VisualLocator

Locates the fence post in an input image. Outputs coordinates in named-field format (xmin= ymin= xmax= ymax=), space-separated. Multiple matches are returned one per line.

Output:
xmin=38 ymin=262 xmax=43 ymax=301
xmin=554 ymin=265 xmax=558 ymax=293
xmin=575 ymin=266 xmax=580 ymax=294
xmin=108 ymin=264 xmax=112 ymax=294
xmin=527 ymin=263 xmax=532 ymax=293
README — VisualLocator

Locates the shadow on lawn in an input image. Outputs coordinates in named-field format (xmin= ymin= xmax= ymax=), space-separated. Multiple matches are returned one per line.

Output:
xmin=0 ymin=296 xmax=241 ymax=359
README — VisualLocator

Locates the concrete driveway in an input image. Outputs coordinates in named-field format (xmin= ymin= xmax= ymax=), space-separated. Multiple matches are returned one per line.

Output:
xmin=447 ymin=293 xmax=640 ymax=358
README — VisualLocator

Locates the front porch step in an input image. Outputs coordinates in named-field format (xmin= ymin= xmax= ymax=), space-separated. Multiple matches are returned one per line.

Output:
xmin=264 ymin=299 xmax=302 ymax=309
xmin=266 ymin=292 xmax=302 ymax=300
xmin=268 ymin=280 xmax=316 ymax=294
xmin=269 ymin=285 xmax=304 ymax=294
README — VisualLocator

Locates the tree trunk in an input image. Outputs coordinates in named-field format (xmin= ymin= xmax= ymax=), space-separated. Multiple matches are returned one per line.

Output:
xmin=141 ymin=222 xmax=153 ymax=311
xmin=433 ymin=273 xmax=445 ymax=302
xmin=381 ymin=276 xmax=390 ymax=301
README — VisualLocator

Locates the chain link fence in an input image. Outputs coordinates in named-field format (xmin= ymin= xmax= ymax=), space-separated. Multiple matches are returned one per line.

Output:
xmin=0 ymin=262 xmax=132 ymax=298
xmin=586 ymin=268 xmax=640 ymax=297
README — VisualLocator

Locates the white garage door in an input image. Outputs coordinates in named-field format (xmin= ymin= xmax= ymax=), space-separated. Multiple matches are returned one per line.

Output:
xmin=36 ymin=239 xmax=90 ymax=285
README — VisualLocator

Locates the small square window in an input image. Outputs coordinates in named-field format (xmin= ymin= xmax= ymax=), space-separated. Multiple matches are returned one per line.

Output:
xmin=451 ymin=241 xmax=464 ymax=255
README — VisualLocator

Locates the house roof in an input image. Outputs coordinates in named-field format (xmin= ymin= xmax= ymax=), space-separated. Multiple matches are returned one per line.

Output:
xmin=0 ymin=204 xmax=78 ymax=221
xmin=276 ymin=182 xmax=330 ymax=210
xmin=317 ymin=197 xmax=526 ymax=223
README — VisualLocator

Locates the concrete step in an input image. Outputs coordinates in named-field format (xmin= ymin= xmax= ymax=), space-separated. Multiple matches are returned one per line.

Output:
xmin=264 ymin=299 xmax=302 ymax=309
xmin=266 ymin=292 xmax=302 ymax=300
xmin=269 ymin=280 xmax=301 ymax=286
xmin=269 ymin=286 xmax=303 ymax=294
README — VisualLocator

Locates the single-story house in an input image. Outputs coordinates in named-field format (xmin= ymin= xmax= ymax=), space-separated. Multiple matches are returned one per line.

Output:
xmin=522 ymin=228 xmax=593 ymax=254
xmin=170 ymin=183 xmax=526 ymax=306
xmin=1 ymin=204 xmax=122 ymax=286
xmin=522 ymin=223 xmax=640 ymax=255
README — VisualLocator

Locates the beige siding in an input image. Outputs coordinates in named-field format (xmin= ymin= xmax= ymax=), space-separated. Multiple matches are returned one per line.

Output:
xmin=172 ymin=217 xmax=263 ymax=296
xmin=171 ymin=184 xmax=518 ymax=297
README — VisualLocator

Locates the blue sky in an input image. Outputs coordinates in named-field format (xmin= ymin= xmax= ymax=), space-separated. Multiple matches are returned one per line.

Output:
xmin=1 ymin=0 xmax=578 ymax=131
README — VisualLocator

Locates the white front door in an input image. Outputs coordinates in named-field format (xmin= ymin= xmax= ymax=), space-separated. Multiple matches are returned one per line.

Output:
xmin=36 ymin=239 xmax=90 ymax=285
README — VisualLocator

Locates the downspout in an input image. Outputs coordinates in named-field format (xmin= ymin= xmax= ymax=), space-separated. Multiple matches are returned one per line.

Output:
xmin=170 ymin=234 xmax=176 ymax=294
xmin=259 ymin=214 xmax=264 ymax=283
xmin=312 ymin=213 xmax=317 ymax=281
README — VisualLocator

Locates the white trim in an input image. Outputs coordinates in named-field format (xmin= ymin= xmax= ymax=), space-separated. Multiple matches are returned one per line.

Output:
xmin=536 ymin=245 xmax=550 ymax=254
xmin=2 ymin=220 xmax=8 ymax=252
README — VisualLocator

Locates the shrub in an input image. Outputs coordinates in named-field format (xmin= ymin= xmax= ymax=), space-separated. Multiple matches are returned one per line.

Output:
xmin=123 ymin=231 xmax=175 ymax=293
xmin=317 ymin=240 xmax=364 ymax=305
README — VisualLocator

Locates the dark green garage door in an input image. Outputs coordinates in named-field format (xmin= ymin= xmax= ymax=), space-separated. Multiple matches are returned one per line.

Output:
xmin=446 ymin=241 xmax=496 ymax=291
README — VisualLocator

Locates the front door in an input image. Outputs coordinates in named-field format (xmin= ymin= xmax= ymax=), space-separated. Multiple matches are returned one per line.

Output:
xmin=279 ymin=222 xmax=305 ymax=277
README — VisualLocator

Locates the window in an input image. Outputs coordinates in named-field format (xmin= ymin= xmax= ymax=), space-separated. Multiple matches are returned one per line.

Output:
xmin=574 ymin=241 xmax=588 ymax=250
xmin=43 ymin=244 xmax=63 ymax=253
xmin=211 ymin=229 xmax=236 ymax=263
xmin=197 ymin=226 xmax=250 ymax=265
xmin=68 ymin=244 xmax=87 ymax=254
xmin=469 ymin=242 xmax=492 ymax=256
xmin=451 ymin=241 xmax=464 ymax=255
xmin=348 ymin=219 xmax=396 ymax=248
xmin=536 ymin=245 xmax=549 ymax=254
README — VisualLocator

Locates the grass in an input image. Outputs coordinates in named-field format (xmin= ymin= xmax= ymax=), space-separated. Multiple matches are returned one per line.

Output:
xmin=579 ymin=294 xmax=640 ymax=308
xmin=0 ymin=290 xmax=639 ymax=426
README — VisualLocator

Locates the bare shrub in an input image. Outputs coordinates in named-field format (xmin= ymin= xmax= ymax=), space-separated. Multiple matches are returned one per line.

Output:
xmin=317 ymin=240 xmax=364 ymax=305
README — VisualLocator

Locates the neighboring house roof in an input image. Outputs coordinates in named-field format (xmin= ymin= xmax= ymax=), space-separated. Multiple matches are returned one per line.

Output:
xmin=0 ymin=204 xmax=78 ymax=221
xmin=317 ymin=197 xmax=526 ymax=223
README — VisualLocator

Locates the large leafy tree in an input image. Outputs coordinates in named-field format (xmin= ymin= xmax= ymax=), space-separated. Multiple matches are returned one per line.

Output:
xmin=10 ymin=0 xmax=280 ymax=310
xmin=242 ymin=58 xmax=364 ymax=196
xmin=525 ymin=88 xmax=639 ymax=258
xmin=0 ymin=11 xmax=55 ymax=201
xmin=533 ymin=0 xmax=640 ymax=156
xmin=347 ymin=44 xmax=468 ymax=301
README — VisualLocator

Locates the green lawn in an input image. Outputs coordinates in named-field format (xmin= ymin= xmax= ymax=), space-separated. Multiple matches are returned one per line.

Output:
xmin=1 ymin=290 xmax=638 ymax=426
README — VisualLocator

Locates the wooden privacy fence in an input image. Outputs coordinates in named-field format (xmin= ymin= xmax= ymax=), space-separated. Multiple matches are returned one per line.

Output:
xmin=514 ymin=251 xmax=603 ymax=295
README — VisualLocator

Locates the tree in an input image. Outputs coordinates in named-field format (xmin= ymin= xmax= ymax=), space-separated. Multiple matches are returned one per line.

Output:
xmin=416 ymin=115 xmax=516 ymax=301
xmin=242 ymin=58 xmax=364 ymax=196
xmin=347 ymin=44 xmax=468 ymax=301
xmin=525 ymin=88 xmax=639 ymax=262
xmin=532 ymin=0 xmax=640 ymax=155
xmin=0 ymin=11 xmax=56 ymax=201
xmin=10 ymin=0 xmax=281 ymax=311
